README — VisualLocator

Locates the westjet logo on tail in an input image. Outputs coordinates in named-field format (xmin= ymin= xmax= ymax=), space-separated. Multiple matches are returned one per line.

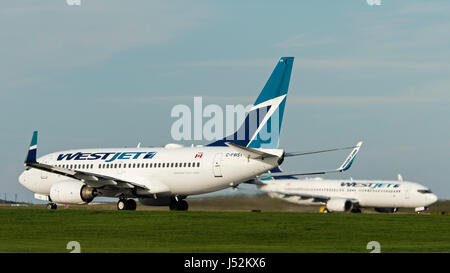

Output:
xmin=57 ymin=152 xmax=157 ymax=163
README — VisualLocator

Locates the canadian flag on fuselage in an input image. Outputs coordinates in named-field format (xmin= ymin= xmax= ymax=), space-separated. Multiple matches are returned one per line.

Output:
xmin=208 ymin=57 xmax=294 ymax=149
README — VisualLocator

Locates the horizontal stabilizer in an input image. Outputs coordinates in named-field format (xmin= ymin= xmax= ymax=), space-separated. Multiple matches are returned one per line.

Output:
xmin=225 ymin=142 xmax=282 ymax=159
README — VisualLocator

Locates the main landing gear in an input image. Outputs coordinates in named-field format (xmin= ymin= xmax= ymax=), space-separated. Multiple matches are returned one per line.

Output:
xmin=46 ymin=203 xmax=57 ymax=210
xmin=169 ymin=198 xmax=189 ymax=211
xmin=117 ymin=199 xmax=137 ymax=210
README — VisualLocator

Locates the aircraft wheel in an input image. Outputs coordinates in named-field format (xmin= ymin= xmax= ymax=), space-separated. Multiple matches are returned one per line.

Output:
xmin=47 ymin=203 xmax=57 ymax=210
xmin=126 ymin=199 xmax=137 ymax=210
xmin=178 ymin=200 xmax=189 ymax=211
xmin=351 ymin=208 xmax=362 ymax=213
xmin=117 ymin=199 xmax=127 ymax=210
xmin=169 ymin=199 xmax=189 ymax=211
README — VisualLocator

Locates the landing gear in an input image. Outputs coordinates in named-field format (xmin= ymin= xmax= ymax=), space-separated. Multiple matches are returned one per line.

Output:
xmin=319 ymin=206 xmax=329 ymax=213
xmin=351 ymin=208 xmax=362 ymax=213
xmin=47 ymin=203 xmax=57 ymax=210
xmin=117 ymin=199 xmax=137 ymax=210
xmin=169 ymin=198 xmax=189 ymax=211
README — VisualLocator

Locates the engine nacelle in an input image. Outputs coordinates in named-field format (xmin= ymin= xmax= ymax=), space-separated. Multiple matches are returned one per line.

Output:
xmin=374 ymin=207 xmax=399 ymax=213
xmin=138 ymin=196 xmax=171 ymax=206
xmin=49 ymin=181 xmax=97 ymax=204
xmin=326 ymin=198 xmax=354 ymax=212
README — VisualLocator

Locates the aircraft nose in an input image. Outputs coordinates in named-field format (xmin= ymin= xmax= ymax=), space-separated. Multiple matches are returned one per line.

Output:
xmin=428 ymin=194 xmax=438 ymax=204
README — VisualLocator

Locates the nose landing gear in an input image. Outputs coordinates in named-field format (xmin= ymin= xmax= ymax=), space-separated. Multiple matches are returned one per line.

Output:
xmin=46 ymin=203 xmax=57 ymax=210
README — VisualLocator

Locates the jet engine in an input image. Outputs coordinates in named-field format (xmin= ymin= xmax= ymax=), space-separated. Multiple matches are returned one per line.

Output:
xmin=374 ymin=208 xmax=399 ymax=213
xmin=49 ymin=181 xmax=97 ymax=204
xmin=326 ymin=198 xmax=354 ymax=212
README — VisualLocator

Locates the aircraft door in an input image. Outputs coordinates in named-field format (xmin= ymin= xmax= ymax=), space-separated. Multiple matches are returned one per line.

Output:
xmin=213 ymin=153 xmax=223 ymax=177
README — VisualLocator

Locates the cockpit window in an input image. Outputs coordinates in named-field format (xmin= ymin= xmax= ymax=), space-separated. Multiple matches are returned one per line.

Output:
xmin=417 ymin=189 xmax=432 ymax=194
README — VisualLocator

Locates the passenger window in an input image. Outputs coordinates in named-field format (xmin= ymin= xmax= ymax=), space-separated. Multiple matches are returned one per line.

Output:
xmin=183 ymin=163 xmax=186 ymax=167
xmin=197 ymin=162 xmax=200 ymax=167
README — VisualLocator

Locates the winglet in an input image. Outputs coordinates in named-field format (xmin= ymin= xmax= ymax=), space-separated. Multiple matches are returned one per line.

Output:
xmin=25 ymin=131 xmax=38 ymax=164
xmin=337 ymin=141 xmax=362 ymax=172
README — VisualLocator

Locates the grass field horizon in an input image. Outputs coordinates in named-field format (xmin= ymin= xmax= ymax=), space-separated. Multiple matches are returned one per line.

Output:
xmin=0 ymin=208 xmax=448 ymax=253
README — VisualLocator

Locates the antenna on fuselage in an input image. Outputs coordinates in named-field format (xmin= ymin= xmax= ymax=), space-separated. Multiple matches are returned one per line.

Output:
xmin=137 ymin=142 xmax=141 ymax=148
xmin=397 ymin=174 xmax=403 ymax=182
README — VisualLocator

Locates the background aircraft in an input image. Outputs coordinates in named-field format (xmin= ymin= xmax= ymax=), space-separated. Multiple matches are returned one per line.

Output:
xmin=257 ymin=145 xmax=437 ymax=213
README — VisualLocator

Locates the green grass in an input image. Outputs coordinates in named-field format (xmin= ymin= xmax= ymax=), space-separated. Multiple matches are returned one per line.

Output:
xmin=0 ymin=208 xmax=449 ymax=253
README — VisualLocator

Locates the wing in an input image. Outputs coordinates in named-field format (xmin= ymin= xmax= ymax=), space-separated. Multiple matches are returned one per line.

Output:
xmin=259 ymin=141 xmax=362 ymax=178
xmin=272 ymin=191 xmax=330 ymax=203
xmin=24 ymin=131 xmax=149 ymax=191
xmin=284 ymin=142 xmax=362 ymax=157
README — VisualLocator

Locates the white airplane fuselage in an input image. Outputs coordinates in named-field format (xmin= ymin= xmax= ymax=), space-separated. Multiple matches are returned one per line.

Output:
xmin=20 ymin=146 xmax=283 ymax=198
xmin=259 ymin=178 xmax=438 ymax=210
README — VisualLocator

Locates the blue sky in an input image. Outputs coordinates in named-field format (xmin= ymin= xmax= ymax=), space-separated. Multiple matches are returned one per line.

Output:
xmin=1 ymin=0 xmax=449 ymax=202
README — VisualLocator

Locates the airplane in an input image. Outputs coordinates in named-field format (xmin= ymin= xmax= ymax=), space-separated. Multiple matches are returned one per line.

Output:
xmin=255 ymin=144 xmax=438 ymax=213
xmin=14 ymin=56 xmax=309 ymax=211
